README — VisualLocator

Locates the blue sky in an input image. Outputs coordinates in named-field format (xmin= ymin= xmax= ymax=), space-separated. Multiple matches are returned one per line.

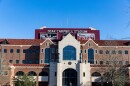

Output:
xmin=0 ymin=0 xmax=130 ymax=40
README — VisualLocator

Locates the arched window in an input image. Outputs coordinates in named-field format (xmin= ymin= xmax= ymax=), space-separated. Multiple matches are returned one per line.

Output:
xmin=106 ymin=50 xmax=109 ymax=54
xmin=63 ymin=46 xmax=76 ymax=60
xmin=39 ymin=71 xmax=48 ymax=76
xmin=112 ymin=50 xmax=116 ymax=54
xmin=118 ymin=50 xmax=122 ymax=54
xmin=28 ymin=71 xmax=37 ymax=76
xmin=88 ymin=48 xmax=94 ymax=64
xmin=44 ymin=48 xmax=50 ymax=63
xmin=92 ymin=72 xmax=101 ymax=77
xmin=15 ymin=71 xmax=24 ymax=76
xmin=125 ymin=50 xmax=128 ymax=54
xmin=99 ymin=50 xmax=103 ymax=54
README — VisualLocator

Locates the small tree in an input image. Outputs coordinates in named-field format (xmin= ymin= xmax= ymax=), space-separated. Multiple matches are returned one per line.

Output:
xmin=14 ymin=74 xmax=36 ymax=86
xmin=97 ymin=41 xmax=130 ymax=86
xmin=102 ymin=61 xmax=129 ymax=86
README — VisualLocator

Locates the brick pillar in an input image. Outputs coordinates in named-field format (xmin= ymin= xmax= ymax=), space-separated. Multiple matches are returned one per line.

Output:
xmin=10 ymin=66 xmax=15 ymax=86
xmin=36 ymin=75 xmax=39 ymax=86
xmin=129 ymin=67 xmax=130 ymax=78
xmin=57 ymin=63 xmax=62 ymax=86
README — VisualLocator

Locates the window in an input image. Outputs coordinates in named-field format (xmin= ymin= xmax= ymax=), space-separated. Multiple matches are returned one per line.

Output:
xmin=95 ymin=50 xmax=97 ymax=53
xmin=28 ymin=60 xmax=33 ymax=64
xmin=23 ymin=49 xmax=26 ymax=53
xmin=55 ymin=72 xmax=57 ymax=77
xmin=100 ymin=61 xmax=103 ymax=64
xmin=17 ymin=49 xmax=20 ymax=53
xmin=88 ymin=43 xmax=92 ymax=46
xmin=35 ymin=59 xmax=39 ymax=64
xmin=63 ymin=46 xmax=76 ymax=60
xmin=9 ymin=60 xmax=13 ymax=63
xmin=99 ymin=50 xmax=103 ymax=54
xmin=16 ymin=60 xmax=19 ymax=64
xmin=10 ymin=49 xmax=13 ymax=53
xmin=106 ymin=50 xmax=109 ymax=54
xmin=88 ymin=43 xmax=90 ymax=46
xmin=51 ymin=48 xmax=55 ymax=53
xmin=83 ymin=72 xmax=85 ymax=77
xmin=4 ymin=49 xmax=7 ymax=53
xmin=106 ymin=61 xmax=109 ymax=64
xmin=119 ymin=61 xmax=122 ymax=65
xmin=118 ymin=50 xmax=122 ymax=54
xmin=84 ymin=49 xmax=86 ymax=53
xmin=112 ymin=50 xmax=116 ymax=54
xmin=41 ymin=49 xmax=44 ymax=53
xmin=125 ymin=61 xmax=129 ymax=65
xmin=45 ymin=48 xmax=51 ymax=63
xmin=95 ymin=60 xmax=98 ymax=64
xmin=29 ymin=49 xmax=33 ymax=53
xmin=56 ymin=49 xmax=58 ymax=53
xmin=41 ymin=60 xmax=43 ymax=63
xmin=35 ymin=49 xmax=40 ymax=53
xmin=46 ymin=42 xmax=50 ymax=46
xmin=125 ymin=50 xmax=128 ymax=54
xmin=88 ymin=48 xmax=94 ymax=64
xmin=22 ymin=60 xmax=25 ymax=64
xmin=80 ymin=50 xmax=82 ymax=53
xmin=3 ymin=71 xmax=8 ymax=76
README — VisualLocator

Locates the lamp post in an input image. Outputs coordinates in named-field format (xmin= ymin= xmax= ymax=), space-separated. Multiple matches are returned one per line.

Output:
xmin=0 ymin=45 xmax=2 ymax=75
xmin=70 ymin=82 xmax=72 ymax=86
xmin=101 ymin=76 xmax=104 ymax=86
xmin=107 ymin=82 xmax=108 ymax=86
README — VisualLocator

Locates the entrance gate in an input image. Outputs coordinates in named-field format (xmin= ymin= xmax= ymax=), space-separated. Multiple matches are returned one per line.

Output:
xmin=62 ymin=68 xmax=77 ymax=86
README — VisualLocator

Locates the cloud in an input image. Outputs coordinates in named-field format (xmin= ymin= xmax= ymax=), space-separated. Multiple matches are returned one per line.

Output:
xmin=106 ymin=34 xmax=130 ymax=40
xmin=106 ymin=34 xmax=117 ymax=40
xmin=120 ymin=37 xmax=130 ymax=40
xmin=125 ymin=21 xmax=130 ymax=28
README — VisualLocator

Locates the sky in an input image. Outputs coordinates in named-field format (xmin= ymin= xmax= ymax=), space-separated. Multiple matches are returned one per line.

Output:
xmin=0 ymin=0 xmax=130 ymax=40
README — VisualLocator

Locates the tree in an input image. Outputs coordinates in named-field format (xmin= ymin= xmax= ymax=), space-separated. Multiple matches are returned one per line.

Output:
xmin=102 ymin=60 xmax=129 ymax=86
xmin=97 ymin=41 xmax=130 ymax=86
xmin=14 ymin=74 xmax=36 ymax=86
xmin=0 ymin=56 xmax=10 ymax=86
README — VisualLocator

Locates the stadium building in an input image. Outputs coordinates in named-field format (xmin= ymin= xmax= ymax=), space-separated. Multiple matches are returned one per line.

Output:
xmin=0 ymin=27 xmax=130 ymax=86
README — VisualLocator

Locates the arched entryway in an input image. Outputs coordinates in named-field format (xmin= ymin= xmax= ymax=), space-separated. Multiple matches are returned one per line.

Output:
xmin=28 ymin=71 xmax=37 ymax=76
xmin=62 ymin=68 xmax=77 ymax=86
xmin=39 ymin=71 xmax=49 ymax=86
xmin=15 ymin=71 xmax=24 ymax=76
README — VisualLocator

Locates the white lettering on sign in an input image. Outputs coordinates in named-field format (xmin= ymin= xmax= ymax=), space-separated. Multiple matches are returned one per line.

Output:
xmin=47 ymin=30 xmax=87 ymax=33
xmin=77 ymin=33 xmax=95 ymax=40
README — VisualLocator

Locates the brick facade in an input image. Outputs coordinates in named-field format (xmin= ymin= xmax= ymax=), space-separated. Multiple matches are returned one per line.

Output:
xmin=0 ymin=31 xmax=130 ymax=86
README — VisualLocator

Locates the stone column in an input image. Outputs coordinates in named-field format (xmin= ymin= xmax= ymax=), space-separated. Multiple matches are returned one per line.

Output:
xmin=79 ymin=63 xmax=83 ymax=86
xmin=36 ymin=74 xmax=39 ymax=86
xmin=57 ymin=63 xmax=62 ymax=86
xmin=128 ymin=67 xmax=130 ymax=78
xmin=49 ymin=63 xmax=56 ymax=86
xmin=79 ymin=63 xmax=91 ymax=86
xmin=10 ymin=66 xmax=15 ymax=86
